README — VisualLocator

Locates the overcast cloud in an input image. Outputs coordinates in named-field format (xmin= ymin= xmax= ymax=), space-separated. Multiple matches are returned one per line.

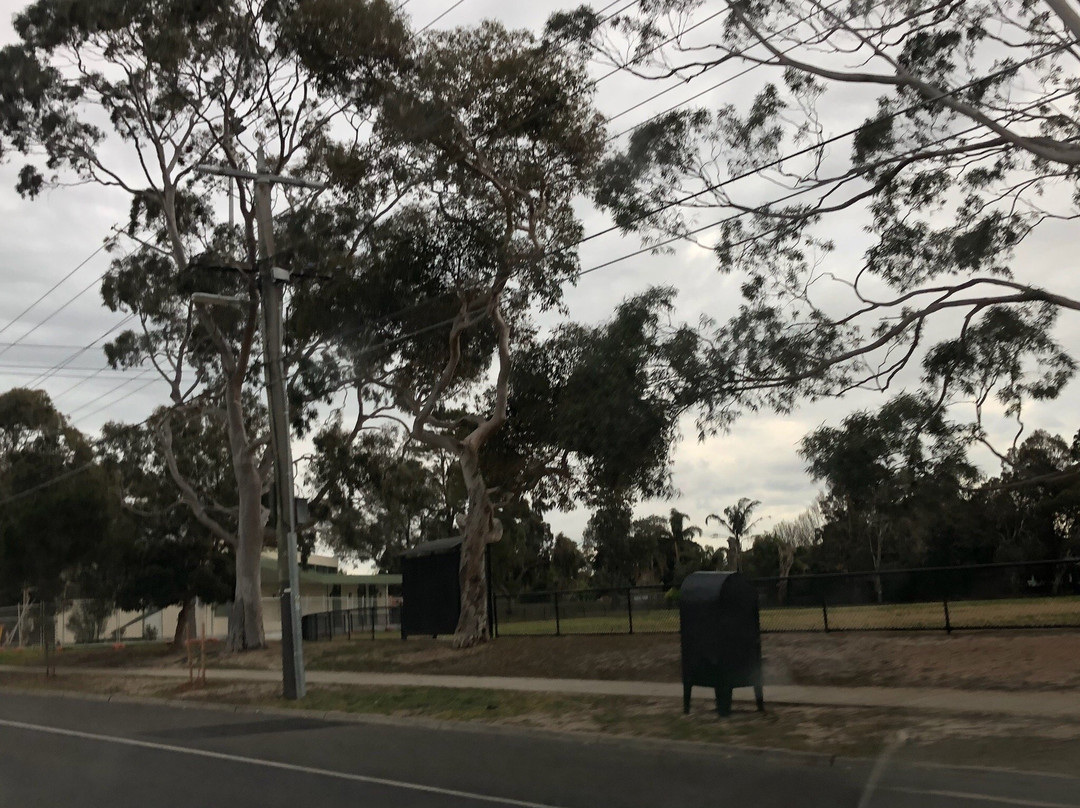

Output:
xmin=1 ymin=0 xmax=1077 ymax=559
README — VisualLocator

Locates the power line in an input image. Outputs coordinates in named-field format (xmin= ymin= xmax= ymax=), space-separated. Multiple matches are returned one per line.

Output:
xmin=69 ymin=374 xmax=162 ymax=424
xmin=0 ymin=461 xmax=101 ymax=506
xmin=70 ymin=59 xmax=1070 ymax=428
xmin=0 ymin=369 xmax=132 ymax=379
xmin=0 ymin=230 xmax=118 ymax=340
xmin=575 ymin=41 xmax=1072 ymax=250
xmin=0 ymin=409 xmax=159 ymax=507
xmin=295 ymin=42 xmax=1071 ymax=369
xmin=0 ymin=342 xmax=97 ymax=350
xmin=416 ymin=0 xmax=468 ymax=33
xmin=50 ymin=360 xmax=130 ymax=400
xmin=0 ymin=362 xmax=133 ymax=371
xmin=302 ymin=79 xmax=1078 ymax=399
xmin=0 ymin=267 xmax=119 ymax=362
xmin=607 ymin=0 xmax=855 ymax=138
xmin=26 ymin=314 xmax=136 ymax=389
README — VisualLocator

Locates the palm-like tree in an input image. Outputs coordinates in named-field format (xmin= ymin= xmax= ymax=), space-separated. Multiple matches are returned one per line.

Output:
xmin=706 ymin=498 xmax=762 ymax=572
xmin=668 ymin=508 xmax=702 ymax=564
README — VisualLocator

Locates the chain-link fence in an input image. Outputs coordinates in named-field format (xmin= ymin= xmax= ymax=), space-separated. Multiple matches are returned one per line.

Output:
xmin=493 ymin=559 xmax=1080 ymax=636
xmin=0 ymin=600 xmax=166 ymax=648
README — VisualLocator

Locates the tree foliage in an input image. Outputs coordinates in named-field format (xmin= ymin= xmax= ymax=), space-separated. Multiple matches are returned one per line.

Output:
xmin=97 ymin=412 xmax=234 ymax=645
xmin=579 ymin=0 xmax=1080 ymax=457
xmin=0 ymin=389 xmax=116 ymax=602
xmin=801 ymin=393 xmax=977 ymax=593
xmin=706 ymin=497 xmax=762 ymax=571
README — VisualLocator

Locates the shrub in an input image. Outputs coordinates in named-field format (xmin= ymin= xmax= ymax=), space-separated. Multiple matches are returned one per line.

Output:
xmin=66 ymin=600 xmax=112 ymax=644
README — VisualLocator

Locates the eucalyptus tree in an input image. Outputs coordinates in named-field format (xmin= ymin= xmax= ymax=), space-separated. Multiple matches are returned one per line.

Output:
xmin=309 ymin=284 xmax=698 ymax=609
xmin=801 ymin=393 xmax=977 ymax=599
xmin=302 ymin=21 xmax=607 ymax=646
xmin=0 ymin=0 xmax=410 ymax=649
xmin=982 ymin=429 xmax=1080 ymax=571
xmin=770 ymin=504 xmax=821 ymax=602
xmin=305 ymin=425 xmax=446 ymax=567
xmin=560 ymin=0 xmax=1080 ymax=456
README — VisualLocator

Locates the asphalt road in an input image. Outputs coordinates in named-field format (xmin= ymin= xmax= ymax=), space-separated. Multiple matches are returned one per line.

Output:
xmin=0 ymin=692 xmax=1077 ymax=808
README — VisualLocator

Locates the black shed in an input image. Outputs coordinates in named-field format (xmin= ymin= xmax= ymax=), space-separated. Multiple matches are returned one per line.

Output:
xmin=400 ymin=537 xmax=494 ymax=639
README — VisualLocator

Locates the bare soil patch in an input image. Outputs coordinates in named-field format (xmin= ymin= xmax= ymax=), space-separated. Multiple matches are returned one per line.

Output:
xmin=303 ymin=630 xmax=1080 ymax=692
xmin=11 ymin=629 xmax=1079 ymax=692
xmin=763 ymin=631 xmax=1080 ymax=691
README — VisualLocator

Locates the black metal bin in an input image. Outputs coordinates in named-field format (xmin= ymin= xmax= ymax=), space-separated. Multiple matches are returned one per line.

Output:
xmin=679 ymin=571 xmax=764 ymax=715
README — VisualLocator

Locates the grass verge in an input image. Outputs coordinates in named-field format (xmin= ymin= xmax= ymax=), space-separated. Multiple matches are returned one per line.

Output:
xmin=2 ymin=669 xmax=1079 ymax=777
xmin=498 ymin=596 xmax=1080 ymax=635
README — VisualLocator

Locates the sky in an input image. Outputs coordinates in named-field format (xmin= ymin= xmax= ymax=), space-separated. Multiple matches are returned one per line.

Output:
xmin=0 ymin=0 xmax=1077 ymax=559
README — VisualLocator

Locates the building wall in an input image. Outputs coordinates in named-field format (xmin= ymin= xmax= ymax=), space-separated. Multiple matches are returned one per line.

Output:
xmin=39 ymin=579 xmax=397 ymax=646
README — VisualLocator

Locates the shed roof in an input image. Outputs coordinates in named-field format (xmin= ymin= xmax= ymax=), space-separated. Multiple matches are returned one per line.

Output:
xmin=400 ymin=536 xmax=464 ymax=559
xmin=259 ymin=555 xmax=401 ymax=586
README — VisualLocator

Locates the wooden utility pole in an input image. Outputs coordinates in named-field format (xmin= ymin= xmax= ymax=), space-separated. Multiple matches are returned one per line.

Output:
xmin=195 ymin=147 xmax=321 ymax=700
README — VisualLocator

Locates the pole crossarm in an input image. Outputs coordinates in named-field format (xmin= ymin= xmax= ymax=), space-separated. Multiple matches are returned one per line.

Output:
xmin=195 ymin=163 xmax=325 ymax=190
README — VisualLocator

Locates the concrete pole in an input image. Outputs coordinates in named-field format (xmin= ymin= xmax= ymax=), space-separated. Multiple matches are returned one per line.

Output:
xmin=253 ymin=146 xmax=306 ymax=700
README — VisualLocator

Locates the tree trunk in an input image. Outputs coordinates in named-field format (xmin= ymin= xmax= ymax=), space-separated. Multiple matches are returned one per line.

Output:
xmin=226 ymin=441 xmax=267 ymax=651
xmin=227 ymin=519 xmax=266 ymax=651
xmin=727 ymin=537 xmax=741 ymax=572
xmin=870 ymin=523 xmax=885 ymax=605
xmin=872 ymin=571 xmax=884 ymax=604
xmin=172 ymin=597 xmax=196 ymax=651
xmin=453 ymin=445 xmax=502 ymax=649
xmin=777 ymin=546 xmax=795 ymax=605
xmin=222 ymin=373 xmax=268 ymax=651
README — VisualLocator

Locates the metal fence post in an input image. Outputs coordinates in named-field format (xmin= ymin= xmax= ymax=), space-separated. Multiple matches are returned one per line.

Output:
xmin=370 ymin=603 xmax=376 ymax=640
xmin=821 ymin=595 xmax=830 ymax=633
xmin=943 ymin=596 xmax=952 ymax=634
xmin=554 ymin=592 xmax=561 ymax=637
xmin=627 ymin=589 xmax=634 ymax=635
xmin=492 ymin=594 xmax=499 ymax=639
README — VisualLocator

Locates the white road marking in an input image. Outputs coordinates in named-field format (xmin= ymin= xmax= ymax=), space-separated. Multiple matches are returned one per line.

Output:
xmin=0 ymin=716 xmax=563 ymax=808
xmin=2 ymin=715 xmax=1076 ymax=808
xmin=887 ymin=787 xmax=1080 ymax=808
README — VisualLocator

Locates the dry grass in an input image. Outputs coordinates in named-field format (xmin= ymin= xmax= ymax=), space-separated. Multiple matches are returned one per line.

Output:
xmin=497 ymin=596 xmax=1080 ymax=635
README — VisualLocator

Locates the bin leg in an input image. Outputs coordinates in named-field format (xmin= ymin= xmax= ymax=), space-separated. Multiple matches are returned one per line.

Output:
xmin=714 ymin=685 xmax=733 ymax=717
xmin=754 ymin=684 xmax=765 ymax=713
xmin=682 ymin=683 xmax=692 ymax=715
